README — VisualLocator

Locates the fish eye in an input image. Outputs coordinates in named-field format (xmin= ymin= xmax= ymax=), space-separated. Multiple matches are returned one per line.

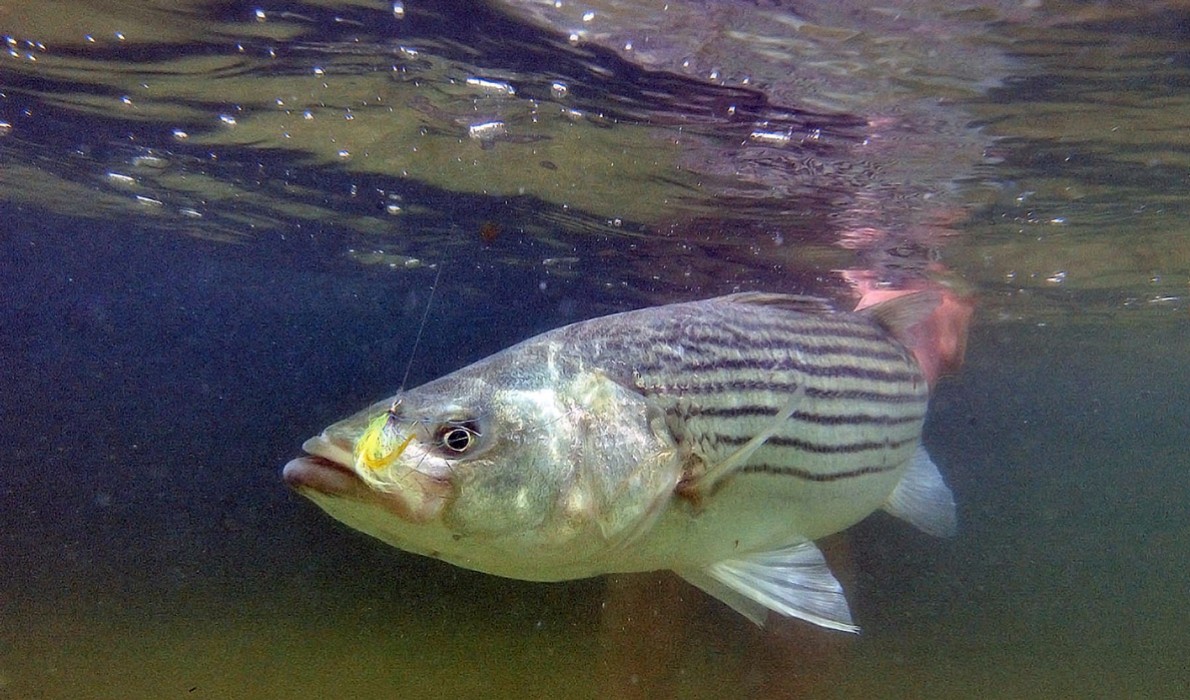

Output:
xmin=435 ymin=420 xmax=481 ymax=455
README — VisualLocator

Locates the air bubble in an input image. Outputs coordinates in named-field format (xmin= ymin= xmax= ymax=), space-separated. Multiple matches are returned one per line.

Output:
xmin=749 ymin=130 xmax=791 ymax=146
xmin=466 ymin=77 xmax=515 ymax=95
xmin=132 ymin=155 xmax=168 ymax=169
xmin=468 ymin=121 xmax=506 ymax=141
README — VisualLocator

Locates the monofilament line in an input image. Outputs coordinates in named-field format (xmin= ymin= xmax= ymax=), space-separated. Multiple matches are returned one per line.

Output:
xmin=399 ymin=264 xmax=443 ymax=392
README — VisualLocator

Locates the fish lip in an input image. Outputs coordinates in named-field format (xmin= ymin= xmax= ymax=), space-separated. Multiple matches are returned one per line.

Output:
xmin=301 ymin=432 xmax=354 ymax=467
xmin=293 ymin=453 xmax=352 ymax=477
xmin=282 ymin=454 xmax=362 ymax=496
xmin=282 ymin=431 xmax=359 ymax=495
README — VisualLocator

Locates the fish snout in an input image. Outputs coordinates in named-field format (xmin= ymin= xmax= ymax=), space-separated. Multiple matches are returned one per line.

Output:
xmin=282 ymin=455 xmax=360 ymax=496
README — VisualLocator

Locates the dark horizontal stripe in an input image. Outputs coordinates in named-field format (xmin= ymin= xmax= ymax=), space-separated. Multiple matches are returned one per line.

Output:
xmin=797 ymin=342 xmax=905 ymax=361
xmin=641 ymin=380 xmax=923 ymax=404
xmin=638 ymin=357 xmax=919 ymax=383
xmin=684 ymin=405 xmax=924 ymax=426
xmin=637 ymin=321 xmax=891 ymax=355
xmin=704 ymin=316 xmax=889 ymax=344
xmin=585 ymin=310 xmax=886 ymax=344
xmin=644 ymin=336 xmax=907 ymax=363
xmin=738 ymin=462 xmax=900 ymax=482
xmin=806 ymin=387 xmax=924 ymax=403
xmin=712 ymin=433 xmax=918 ymax=454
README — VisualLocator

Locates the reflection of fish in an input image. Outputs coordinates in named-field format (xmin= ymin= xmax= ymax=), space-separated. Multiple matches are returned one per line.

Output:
xmin=283 ymin=292 xmax=956 ymax=631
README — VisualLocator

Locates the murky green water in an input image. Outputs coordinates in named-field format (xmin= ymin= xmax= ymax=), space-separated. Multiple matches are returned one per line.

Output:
xmin=1 ymin=1 xmax=1187 ymax=698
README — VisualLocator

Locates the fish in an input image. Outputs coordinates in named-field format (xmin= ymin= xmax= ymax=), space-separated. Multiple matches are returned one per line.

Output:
xmin=282 ymin=291 xmax=957 ymax=632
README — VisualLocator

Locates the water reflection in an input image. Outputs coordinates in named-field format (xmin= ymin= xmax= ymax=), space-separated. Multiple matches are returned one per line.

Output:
xmin=0 ymin=0 xmax=1002 ymax=301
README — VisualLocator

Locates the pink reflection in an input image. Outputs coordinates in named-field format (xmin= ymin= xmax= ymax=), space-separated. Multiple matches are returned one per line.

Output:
xmin=846 ymin=266 xmax=974 ymax=389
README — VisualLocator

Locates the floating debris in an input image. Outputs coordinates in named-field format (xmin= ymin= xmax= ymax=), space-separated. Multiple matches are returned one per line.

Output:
xmin=479 ymin=221 xmax=500 ymax=244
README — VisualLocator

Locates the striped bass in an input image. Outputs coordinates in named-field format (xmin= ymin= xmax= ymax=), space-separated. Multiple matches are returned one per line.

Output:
xmin=283 ymin=291 xmax=957 ymax=632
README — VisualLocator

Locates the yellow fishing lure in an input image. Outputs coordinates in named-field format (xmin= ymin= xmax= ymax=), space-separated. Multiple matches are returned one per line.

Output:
xmin=354 ymin=410 xmax=414 ymax=471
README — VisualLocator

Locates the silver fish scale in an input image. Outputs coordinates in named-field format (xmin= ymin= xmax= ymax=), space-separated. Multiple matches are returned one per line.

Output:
xmin=560 ymin=297 xmax=928 ymax=483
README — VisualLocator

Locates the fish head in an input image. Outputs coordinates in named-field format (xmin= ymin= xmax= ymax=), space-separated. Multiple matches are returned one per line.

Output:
xmin=283 ymin=344 xmax=682 ymax=580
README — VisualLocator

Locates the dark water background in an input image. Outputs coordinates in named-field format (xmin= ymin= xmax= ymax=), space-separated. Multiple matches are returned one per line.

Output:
xmin=1 ymin=1 xmax=1188 ymax=698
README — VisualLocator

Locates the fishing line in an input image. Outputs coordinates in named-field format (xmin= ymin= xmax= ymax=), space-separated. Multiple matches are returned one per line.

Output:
xmin=399 ymin=264 xmax=443 ymax=392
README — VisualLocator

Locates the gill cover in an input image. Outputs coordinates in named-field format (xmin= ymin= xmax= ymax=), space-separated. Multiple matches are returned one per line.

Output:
xmin=442 ymin=370 xmax=683 ymax=550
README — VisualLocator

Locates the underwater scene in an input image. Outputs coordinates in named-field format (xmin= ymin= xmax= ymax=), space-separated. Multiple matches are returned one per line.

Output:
xmin=1 ymin=1 xmax=1187 ymax=698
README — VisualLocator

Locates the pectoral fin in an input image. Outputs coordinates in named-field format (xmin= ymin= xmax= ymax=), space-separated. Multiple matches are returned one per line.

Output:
xmin=677 ymin=540 xmax=858 ymax=633
xmin=883 ymin=445 xmax=957 ymax=537
xmin=687 ymin=384 xmax=804 ymax=495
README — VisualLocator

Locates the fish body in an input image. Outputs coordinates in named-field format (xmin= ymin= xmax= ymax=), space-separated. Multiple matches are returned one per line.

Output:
xmin=284 ymin=292 xmax=956 ymax=631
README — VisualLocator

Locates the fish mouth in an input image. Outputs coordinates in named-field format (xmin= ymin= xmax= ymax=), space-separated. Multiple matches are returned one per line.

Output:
xmin=282 ymin=454 xmax=362 ymax=497
xmin=282 ymin=432 xmax=451 ymax=523
xmin=282 ymin=433 xmax=365 ymax=498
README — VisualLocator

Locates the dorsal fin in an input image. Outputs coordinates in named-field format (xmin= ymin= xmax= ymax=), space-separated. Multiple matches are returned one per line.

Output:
xmin=859 ymin=290 xmax=941 ymax=344
xmin=713 ymin=292 xmax=838 ymax=315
